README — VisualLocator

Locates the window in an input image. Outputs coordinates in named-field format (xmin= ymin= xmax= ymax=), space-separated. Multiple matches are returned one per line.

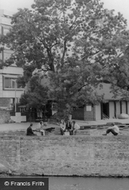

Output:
xmin=4 ymin=77 xmax=17 ymax=89
xmin=86 ymin=105 xmax=92 ymax=111
xmin=1 ymin=26 xmax=10 ymax=35
xmin=11 ymin=79 xmax=16 ymax=88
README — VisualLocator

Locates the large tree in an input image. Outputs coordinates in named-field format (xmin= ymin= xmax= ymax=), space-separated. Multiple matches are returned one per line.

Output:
xmin=20 ymin=74 xmax=49 ymax=109
xmin=1 ymin=0 xmax=129 ymax=117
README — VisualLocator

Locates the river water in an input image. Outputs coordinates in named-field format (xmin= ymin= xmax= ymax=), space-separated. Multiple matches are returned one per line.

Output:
xmin=1 ymin=175 xmax=129 ymax=190
xmin=49 ymin=177 xmax=129 ymax=190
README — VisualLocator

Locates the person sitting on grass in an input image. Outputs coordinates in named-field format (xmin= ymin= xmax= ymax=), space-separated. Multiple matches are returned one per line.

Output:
xmin=72 ymin=121 xmax=80 ymax=135
xmin=103 ymin=123 xmax=119 ymax=136
xmin=39 ymin=121 xmax=45 ymax=136
xmin=65 ymin=119 xmax=73 ymax=135
xmin=60 ymin=119 xmax=66 ymax=135
xmin=26 ymin=124 xmax=36 ymax=136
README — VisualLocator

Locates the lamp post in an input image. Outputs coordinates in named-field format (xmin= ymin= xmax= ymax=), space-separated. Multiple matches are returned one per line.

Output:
xmin=15 ymin=80 xmax=17 ymax=113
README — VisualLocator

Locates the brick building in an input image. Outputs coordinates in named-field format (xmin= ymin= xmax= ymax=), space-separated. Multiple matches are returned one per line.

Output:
xmin=72 ymin=83 xmax=129 ymax=121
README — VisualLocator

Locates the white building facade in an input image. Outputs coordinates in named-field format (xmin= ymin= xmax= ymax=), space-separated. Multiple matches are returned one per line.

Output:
xmin=0 ymin=9 xmax=13 ymax=63
xmin=0 ymin=66 xmax=24 ymax=109
xmin=0 ymin=9 xmax=24 ymax=108
xmin=0 ymin=10 xmax=25 ymax=122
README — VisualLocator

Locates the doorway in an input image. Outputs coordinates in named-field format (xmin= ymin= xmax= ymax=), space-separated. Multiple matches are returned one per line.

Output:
xmin=101 ymin=102 xmax=109 ymax=119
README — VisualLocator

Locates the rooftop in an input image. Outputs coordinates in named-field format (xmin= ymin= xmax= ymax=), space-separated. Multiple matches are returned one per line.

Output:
xmin=95 ymin=83 xmax=123 ymax=100
xmin=0 ymin=9 xmax=14 ymax=17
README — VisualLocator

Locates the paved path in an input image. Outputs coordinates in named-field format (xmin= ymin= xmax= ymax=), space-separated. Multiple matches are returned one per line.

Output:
xmin=75 ymin=118 xmax=129 ymax=126
xmin=0 ymin=118 xmax=129 ymax=132
xmin=0 ymin=122 xmax=58 ymax=132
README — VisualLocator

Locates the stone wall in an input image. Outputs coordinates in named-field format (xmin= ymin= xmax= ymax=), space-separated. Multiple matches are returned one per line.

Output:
xmin=0 ymin=136 xmax=129 ymax=176
xmin=0 ymin=109 xmax=10 ymax=123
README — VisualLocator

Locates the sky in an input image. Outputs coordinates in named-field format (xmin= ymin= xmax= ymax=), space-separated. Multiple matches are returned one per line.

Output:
xmin=0 ymin=0 xmax=129 ymax=26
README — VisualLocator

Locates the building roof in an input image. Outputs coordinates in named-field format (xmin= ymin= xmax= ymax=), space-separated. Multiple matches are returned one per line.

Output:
xmin=0 ymin=9 xmax=14 ymax=17
xmin=95 ymin=83 xmax=124 ymax=101
xmin=39 ymin=71 xmax=127 ymax=101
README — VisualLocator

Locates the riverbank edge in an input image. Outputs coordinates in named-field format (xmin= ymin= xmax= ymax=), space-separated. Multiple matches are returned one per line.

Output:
xmin=1 ymin=173 xmax=129 ymax=178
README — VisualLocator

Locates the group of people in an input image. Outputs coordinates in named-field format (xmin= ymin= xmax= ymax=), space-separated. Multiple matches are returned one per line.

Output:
xmin=60 ymin=119 xmax=80 ymax=135
xmin=60 ymin=120 xmax=120 ymax=136
xmin=26 ymin=121 xmax=46 ymax=136
xmin=26 ymin=120 xmax=120 ymax=137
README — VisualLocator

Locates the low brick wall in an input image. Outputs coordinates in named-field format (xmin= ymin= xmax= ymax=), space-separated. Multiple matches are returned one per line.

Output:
xmin=0 ymin=136 xmax=129 ymax=176
xmin=84 ymin=105 xmax=96 ymax=121
xmin=0 ymin=109 xmax=10 ymax=124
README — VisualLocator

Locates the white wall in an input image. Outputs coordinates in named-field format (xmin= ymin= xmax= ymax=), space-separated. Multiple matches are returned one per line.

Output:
xmin=122 ymin=101 xmax=126 ymax=114
xmin=95 ymin=103 xmax=101 ymax=120
xmin=116 ymin=101 xmax=120 ymax=118
xmin=0 ymin=66 xmax=23 ymax=75
xmin=11 ymin=112 xmax=26 ymax=123
xmin=109 ymin=101 xmax=114 ymax=118
xmin=0 ymin=17 xmax=11 ymax=25
xmin=95 ymin=101 xmax=129 ymax=120
xmin=2 ymin=90 xmax=24 ymax=98
xmin=0 ymin=75 xmax=3 ymax=97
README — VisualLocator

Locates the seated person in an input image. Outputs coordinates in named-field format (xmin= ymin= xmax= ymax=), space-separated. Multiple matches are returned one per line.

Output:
xmin=26 ymin=124 xmax=36 ymax=136
xmin=39 ymin=121 xmax=45 ymax=136
xmin=103 ymin=123 xmax=119 ymax=136
xmin=72 ymin=121 xmax=80 ymax=135
xmin=60 ymin=120 xmax=66 ymax=135
xmin=66 ymin=120 xmax=73 ymax=134
xmin=66 ymin=119 xmax=80 ymax=135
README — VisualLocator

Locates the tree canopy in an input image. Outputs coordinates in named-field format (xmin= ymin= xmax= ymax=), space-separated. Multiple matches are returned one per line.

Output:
xmin=20 ymin=74 xmax=49 ymax=109
xmin=1 ymin=0 xmax=129 ymax=116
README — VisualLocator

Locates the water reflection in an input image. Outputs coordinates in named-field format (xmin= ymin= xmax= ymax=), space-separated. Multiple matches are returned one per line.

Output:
xmin=49 ymin=177 xmax=129 ymax=190
xmin=1 ymin=176 xmax=129 ymax=190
